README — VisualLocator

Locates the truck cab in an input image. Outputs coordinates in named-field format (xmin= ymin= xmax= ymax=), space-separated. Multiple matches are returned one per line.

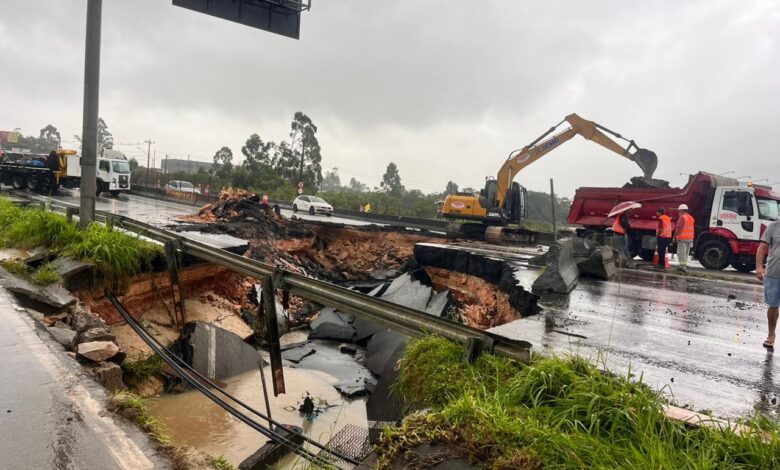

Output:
xmin=697 ymin=185 xmax=779 ymax=271
xmin=64 ymin=148 xmax=132 ymax=197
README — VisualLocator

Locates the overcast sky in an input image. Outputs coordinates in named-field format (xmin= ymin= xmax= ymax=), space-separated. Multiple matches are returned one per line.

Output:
xmin=1 ymin=0 xmax=778 ymax=196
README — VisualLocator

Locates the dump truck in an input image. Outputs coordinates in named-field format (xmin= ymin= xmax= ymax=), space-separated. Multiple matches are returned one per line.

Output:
xmin=442 ymin=113 xmax=658 ymax=244
xmin=567 ymin=172 xmax=780 ymax=272
xmin=0 ymin=148 xmax=131 ymax=197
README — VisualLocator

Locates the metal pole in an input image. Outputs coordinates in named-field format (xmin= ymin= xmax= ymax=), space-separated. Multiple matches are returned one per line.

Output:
xmin=550 ymin=178 xmax=557 ymax=241
xmin=145 ymin=139 xmax=154 ymax=185
xmin=79 ymin=0 xmax=102 ymax=228
xmin=187 ymin=154 xmax=191 ymax=175
xmin=257 ymin=360 xmax=273 ymax=423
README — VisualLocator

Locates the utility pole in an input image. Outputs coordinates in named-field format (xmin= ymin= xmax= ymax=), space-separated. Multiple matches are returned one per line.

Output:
xmin=144 ymin=139 xmax=154 ymax=185
xmin=79 ymin=0 xmax=102 ymax=228
xmin=152 ymin=151 xmax=156 ymax=186
xmin=187 ymin=154 xmax=191 ymax=175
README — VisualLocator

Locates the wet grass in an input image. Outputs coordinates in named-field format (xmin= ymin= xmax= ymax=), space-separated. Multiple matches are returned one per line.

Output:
xmin=208 ymin=456 xmax=235 ymax=470
xmin=121 ymin=354 xmax=163 ymax=383
xmin=0 ymin=197 xmax=161 ymax=283
xmin=1 ymin=259 xmax=29 ymax=275
xmin=31 ymin=263 xmax=60 ymax=285
xmin=108 ymin=390 xmax=171 ymax=446
xmin=379 ymin=336 xmax=780 ymax=469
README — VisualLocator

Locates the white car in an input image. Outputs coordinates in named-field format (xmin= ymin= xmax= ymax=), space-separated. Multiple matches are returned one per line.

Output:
xmin=293 ymin=195 xmax=333 ymax=215
xmin=166 ymin=180 xmax=201 ymax=194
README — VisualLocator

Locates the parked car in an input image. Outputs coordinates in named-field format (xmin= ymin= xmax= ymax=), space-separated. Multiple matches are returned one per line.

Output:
xmin=165 ymin=180 xmax=200 ymax=194
xmin=293 ymin=195 xmax=333 ymax=215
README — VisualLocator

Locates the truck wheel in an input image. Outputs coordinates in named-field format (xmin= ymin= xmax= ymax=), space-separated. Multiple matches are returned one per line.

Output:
xmin=292 ymin=204 xmax=298 ymax=213
xmin=309 ymin=206 xmax=315 ymax=215
xmin=26 ymin=176 xmax=39 ymax=191
xmin=699 ymin=239 xmax=731 ymax=270
xmin=110 ymin=190 xmax=120 ymax=198
xmin=731 ymin=262 xmax=756 ymax=273
xmin=96 ymin=180 xmax=103 ymax=197
xmin=639 ymin=248 xmax=654 ymax=262
xmin=12 ymin=176 xmax=25 ymax=189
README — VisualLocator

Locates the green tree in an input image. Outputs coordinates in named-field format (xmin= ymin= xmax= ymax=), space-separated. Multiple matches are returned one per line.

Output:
xmin=129 ymin=157 xmax=139 ymax=171
xmin=241 ymin=134 xmax=273 ymax=172
xmin=321 ymin=168 xmax=341 ymax=192
xmin=445 ymin=181 xmax=459 ymax=195
xmin=98 ymin=118 xmax=113 ymax=149
xmin=289 ymin=112 xmax=322 ymax=190
xmin=37 ymin=124 xmax=61 ymax=151
xmin=348 ymin=177 xmax=367 ymax=192
xmin=381 ymin=162 xmax=404 ymax=197
xmin=211 ymin=146 xmax=233 ymax=184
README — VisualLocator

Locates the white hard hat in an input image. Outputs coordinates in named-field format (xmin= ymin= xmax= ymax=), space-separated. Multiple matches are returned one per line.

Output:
xmin=678 ymin=204 xmax=689 ymax=211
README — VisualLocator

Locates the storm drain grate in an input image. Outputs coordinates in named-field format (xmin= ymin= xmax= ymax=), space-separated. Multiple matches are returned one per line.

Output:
xmin=318 ymin=424 xmax=371 ymax=468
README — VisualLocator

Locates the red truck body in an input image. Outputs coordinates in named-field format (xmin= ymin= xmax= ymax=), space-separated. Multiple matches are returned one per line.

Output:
xmin=567 ymin=172 xmax=780 ymax=271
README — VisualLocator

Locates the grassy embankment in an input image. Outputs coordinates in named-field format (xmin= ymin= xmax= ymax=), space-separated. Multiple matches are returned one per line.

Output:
xmin=0 ymin=197 xmax=161 ymax=283
xmin=380 ymin=336 xmax=780 ymax=469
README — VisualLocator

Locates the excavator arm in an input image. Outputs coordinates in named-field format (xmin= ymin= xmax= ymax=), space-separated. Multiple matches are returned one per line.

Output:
xmin=493 ymin=113 xmax=657 ymax=208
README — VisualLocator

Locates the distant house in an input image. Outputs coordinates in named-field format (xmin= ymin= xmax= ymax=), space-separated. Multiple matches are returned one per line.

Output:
xmin=161 ymin=158 xmax=211 ymax=174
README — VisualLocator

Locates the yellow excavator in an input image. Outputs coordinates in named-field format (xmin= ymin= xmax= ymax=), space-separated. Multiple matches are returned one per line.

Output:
xmin=442 ymin=113 xmax=658 ymax=244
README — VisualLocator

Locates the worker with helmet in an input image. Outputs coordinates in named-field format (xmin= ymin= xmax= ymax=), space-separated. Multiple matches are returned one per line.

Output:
xmin=656 ymin=208 xmax=673 ymax=269
xmin=673 ymin=204 xmax=695 ymax=273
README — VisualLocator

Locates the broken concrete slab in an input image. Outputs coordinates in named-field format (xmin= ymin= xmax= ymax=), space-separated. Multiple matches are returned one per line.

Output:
xmin=76 ymin=341 xmax=120 ymax=362
xmin=425 ymin=290 xmax=450 ymax=317
xmin=364 ymin=329 xmax=408 ymax=376
xmin=281 ymin=346 xmax=315 ymax=364
xmin=532 ymin=238 xmax=579 ymax=294
xmin=0 ymin=265 xmax=75 ymax=309
xmin=48 ymin=326 xmax=76 ymax=350
xmin=576 ymin=245 xmax=617 ymax=280
xmin=179 ymin=321 xmax=262 ymax=381
xmin=49 ymin=257 xmax=93 ymax=290
xmin=414 ymin=244 xmax=540 ymax=316
xmin=308 ymin=307 xmax=356 ymax=342
xmin=528 ymin=251 xmax=548 ymax=267
xmin=239 ymin=425 xmax=304 ymax=470
xmin=334 ymin=381 xmax=371 ymax=399
xmin=380 ymin=274 xmax=431 ymax=311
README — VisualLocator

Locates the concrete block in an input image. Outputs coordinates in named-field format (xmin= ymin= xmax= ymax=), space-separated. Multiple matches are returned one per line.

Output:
xmin=94 ymin=362 xmax=124 ymax=391
xmin=531 ymin=238 xmax=579 ymax=294
xmin=77 ymin=341 xmax=120 ymax=362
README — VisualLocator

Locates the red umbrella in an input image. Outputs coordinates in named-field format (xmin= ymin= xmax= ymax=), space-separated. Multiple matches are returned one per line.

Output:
xmin=607 ymin=201 xmax=641 ymax=218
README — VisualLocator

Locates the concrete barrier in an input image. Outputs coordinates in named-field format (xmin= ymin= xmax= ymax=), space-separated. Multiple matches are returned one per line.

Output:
xmin=531 ymin=238 xmax=579 ymax=294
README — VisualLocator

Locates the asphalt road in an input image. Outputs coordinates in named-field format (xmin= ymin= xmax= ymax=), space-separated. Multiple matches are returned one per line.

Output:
xmin=0 ymin=289 xmax=169 ymax=470
xmin=490 ymin=266 xmax=774 ymax=418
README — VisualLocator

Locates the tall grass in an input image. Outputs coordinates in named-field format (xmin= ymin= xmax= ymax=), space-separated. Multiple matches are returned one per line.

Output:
xmin=0 ymin=197 xmax=161 ymax=282
xmin=63 ymin=223 xmax=161 ymax=280
xmin=381 ymin=336 xmax=780 ymax=469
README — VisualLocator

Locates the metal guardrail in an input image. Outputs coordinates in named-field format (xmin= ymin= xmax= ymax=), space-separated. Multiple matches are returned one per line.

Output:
xmin=35 ymin=196 xmax=533 ymax=363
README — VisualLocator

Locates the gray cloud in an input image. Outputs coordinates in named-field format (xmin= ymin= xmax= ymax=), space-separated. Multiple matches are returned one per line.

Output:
xmin=1 ymin=0 xmax=778 ymax=196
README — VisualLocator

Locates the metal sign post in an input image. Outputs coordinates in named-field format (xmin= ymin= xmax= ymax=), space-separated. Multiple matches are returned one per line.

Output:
xmin=79 ymin=0 xmax=102 ymax=228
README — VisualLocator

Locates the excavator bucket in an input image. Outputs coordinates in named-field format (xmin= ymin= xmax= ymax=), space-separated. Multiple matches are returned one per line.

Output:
xmin=631 ymin=148 xmax=658 ymax=179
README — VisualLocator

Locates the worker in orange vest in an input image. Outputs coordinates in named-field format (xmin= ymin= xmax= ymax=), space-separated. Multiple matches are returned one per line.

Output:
xmin=656 ymin=208 xmax=673 ymax=269
xmin=673 ymin=204 xmax=695 ymax=273
xmin=611 ymin=209 xmax=632 ymax=259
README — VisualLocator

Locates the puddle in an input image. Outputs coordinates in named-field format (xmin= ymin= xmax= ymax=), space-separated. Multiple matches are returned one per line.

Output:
xmin=148 ymin=347 xmax=368 ymax=468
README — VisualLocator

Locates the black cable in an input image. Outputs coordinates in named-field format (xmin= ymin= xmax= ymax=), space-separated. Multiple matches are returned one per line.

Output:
xmin=108 ymin=296 xmax=349 ymax=468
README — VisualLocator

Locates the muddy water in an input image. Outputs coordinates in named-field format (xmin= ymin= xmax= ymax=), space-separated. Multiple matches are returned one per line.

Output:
xmin=148 ymin=343 xmax=368 ymax=468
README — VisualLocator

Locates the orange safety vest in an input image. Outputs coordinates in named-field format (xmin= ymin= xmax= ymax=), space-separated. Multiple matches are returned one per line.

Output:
xmin=657 ymin=215 xmax=672 ymax=238
xmin=677 ymin=213 xmax=695 ymax=240
xmin=611 ymin=217 xmax=625 ymax=235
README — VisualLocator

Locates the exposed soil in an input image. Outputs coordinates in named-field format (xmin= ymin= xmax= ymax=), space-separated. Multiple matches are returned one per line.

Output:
xmin=175 ymin=189 xmax=438 ymax=282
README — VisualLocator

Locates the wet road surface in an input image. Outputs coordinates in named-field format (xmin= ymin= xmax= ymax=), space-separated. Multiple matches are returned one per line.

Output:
xmin=490 ymin=268 xmax=775 ymax=418
xmin=0 ymin=289 xmax=168 ymax=470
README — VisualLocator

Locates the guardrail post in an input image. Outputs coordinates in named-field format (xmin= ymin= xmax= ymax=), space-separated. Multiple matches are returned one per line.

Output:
xmin=463 ymin=336 xmax=495 ymax=363
xmin=65 ymin=207 xmax=80 ymax=222
xmin=164 ymin=240 xmax=186 ymax=327
xmin=261 ymin=275 xmax=285 ymax=396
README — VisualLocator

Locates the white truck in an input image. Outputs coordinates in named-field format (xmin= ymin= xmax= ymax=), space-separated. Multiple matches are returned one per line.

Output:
xmin=0 ymin=147 xmax=132 ymax=197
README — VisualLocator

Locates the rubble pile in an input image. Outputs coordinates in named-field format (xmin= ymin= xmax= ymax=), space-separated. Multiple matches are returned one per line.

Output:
xmin=177 ymin=189 xmax=436 ymax=282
